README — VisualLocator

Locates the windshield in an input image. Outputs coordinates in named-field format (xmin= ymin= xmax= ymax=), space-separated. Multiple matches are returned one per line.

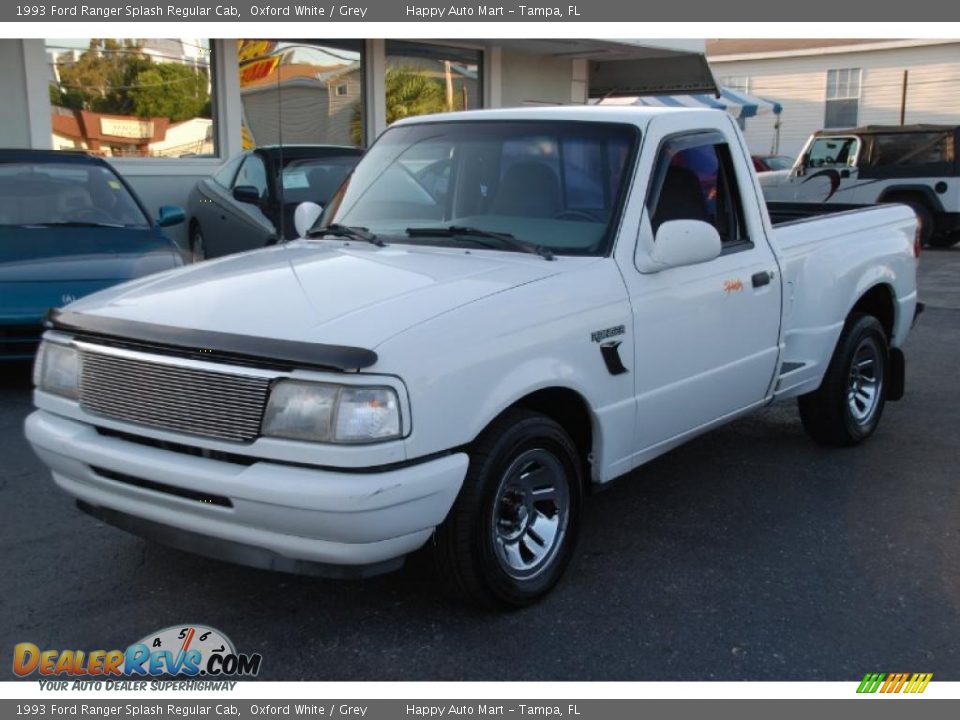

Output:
xmin=320 ymin=120 xmax=639 ymax=256
xmin=0 ymin=162 xmax=150 ymax=228
xmin=764 ymin=156 xmax=794 ymax=171
xmin=807 ymin=137 xmax=859 ymax=168
xmin=280 ymin=155 xmax=359 ymax=206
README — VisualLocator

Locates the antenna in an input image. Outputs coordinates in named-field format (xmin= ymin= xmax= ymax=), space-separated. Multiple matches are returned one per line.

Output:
xmin=275 ymin=49 xmax=285 ymax=241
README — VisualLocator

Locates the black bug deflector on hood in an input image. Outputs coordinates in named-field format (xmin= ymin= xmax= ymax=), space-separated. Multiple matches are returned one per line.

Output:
xmin=45 ymin=309 xmax=379 ymax=372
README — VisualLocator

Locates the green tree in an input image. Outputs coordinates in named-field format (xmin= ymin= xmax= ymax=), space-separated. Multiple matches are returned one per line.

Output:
xmin=50 ymin=39 xmax=210 ymax=121
xmin=127 ymin=63 xmax=210 ymax=122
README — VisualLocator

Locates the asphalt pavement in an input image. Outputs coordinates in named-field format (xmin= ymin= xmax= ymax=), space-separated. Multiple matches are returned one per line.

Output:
xmin=2 ymin=248 xmax=959 ymax=681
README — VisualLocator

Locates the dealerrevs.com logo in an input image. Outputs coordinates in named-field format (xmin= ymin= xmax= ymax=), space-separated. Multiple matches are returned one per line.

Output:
xmin=13 ymin=624 xmax=262 ymax=686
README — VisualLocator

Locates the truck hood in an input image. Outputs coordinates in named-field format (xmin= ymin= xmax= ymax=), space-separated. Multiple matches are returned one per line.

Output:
xmin=65 ymin=240 xmax=575 ymax=352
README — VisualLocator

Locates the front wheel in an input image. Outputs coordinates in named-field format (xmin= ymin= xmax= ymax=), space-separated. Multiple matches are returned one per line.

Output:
xmin=432 ymin=409 xmax=583 ymax=608
xmin=798 ymin=314 xmax=888 ymax=447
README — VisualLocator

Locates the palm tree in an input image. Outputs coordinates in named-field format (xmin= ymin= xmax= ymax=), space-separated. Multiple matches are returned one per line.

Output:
xmin=351 ymin=65 xmax=448 ymax=145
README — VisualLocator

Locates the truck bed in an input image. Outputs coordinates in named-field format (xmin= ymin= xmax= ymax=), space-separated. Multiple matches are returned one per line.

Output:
xmin=767 ymin=200 xmax=869 ymax=226
xmin=768 ymin=202 xmax=918 ymax=400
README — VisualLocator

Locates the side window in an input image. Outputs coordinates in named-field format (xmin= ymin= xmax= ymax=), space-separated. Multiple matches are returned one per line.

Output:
xmin=648 ymin=134 xmax=749 ymax=249
xmin=212 ymin=154 xmax=244 ymax=188
xmin=234 ymin=154 xmax=269 ymax=200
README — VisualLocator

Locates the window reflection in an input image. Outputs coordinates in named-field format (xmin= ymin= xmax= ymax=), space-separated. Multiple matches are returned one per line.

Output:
xmin=384 ymin=41 xmax=482 ymax=124
xmin=238 ymin=40 xmax=364 ymax=149
xmin=46 ymin=38 xmax=215 ymax=158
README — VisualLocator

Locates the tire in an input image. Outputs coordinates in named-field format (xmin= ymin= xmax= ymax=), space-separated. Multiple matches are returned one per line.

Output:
xmin=900 ymin=199 xmax=934 ymax=247
xmin=928 ymin=231 xmax=959 ymax=249
xmin=189 ymin=222 xmax=206 ymax=262
xmin=432 ymin=408 xmax=583 ymax=608
xmin=798 ymin=314 xmax=888 ymax=447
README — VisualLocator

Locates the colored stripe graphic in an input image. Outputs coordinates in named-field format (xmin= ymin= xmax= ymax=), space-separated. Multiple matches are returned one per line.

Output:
xmin=906 ymin=673 xmax=933 ymax=693
xmin=857 ymin=673 xmax=885 ymax=693
xmin=857 ymin=672 xmax=931 ymax=693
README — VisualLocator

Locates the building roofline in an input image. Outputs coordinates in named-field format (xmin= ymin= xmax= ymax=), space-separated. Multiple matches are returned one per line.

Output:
xmin=708 ymin=38 xmax=958 ymax=63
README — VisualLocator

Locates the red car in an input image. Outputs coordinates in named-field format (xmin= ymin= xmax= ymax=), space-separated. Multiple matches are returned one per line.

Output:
xmin=752 ymin=154 xmax=794 ymax=172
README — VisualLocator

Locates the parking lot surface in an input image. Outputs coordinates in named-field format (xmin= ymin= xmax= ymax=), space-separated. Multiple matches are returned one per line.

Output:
xmin=2 ymin=248 xmax=959 ymax=681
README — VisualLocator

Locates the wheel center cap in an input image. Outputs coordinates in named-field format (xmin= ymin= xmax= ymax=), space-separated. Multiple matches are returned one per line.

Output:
xmin=516 ymin=504 xmax=529 ymax=529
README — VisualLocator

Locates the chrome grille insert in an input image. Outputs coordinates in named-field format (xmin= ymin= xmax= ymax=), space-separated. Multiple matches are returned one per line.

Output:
xmin=78 ymin=347 xmax=272 ymax=443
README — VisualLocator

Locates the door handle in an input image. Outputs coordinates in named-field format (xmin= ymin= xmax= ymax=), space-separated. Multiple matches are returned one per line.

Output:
xmin=752 ymin=271 xmax=773 ymax=288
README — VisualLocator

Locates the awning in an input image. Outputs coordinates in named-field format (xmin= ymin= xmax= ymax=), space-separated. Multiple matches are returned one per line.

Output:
xmin=469 ymin=39 xmax=719 ymax=97
xmin=600 ymin=86 xmax=783 ymax=120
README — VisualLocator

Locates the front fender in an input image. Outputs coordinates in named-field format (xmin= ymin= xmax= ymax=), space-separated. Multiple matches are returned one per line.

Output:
xmin=378 ymin=260 xmax=635 ymax=482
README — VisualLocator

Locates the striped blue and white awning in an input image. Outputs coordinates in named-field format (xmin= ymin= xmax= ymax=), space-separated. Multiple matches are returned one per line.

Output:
xmin=600 ymin=86 xmax=783 ymax=120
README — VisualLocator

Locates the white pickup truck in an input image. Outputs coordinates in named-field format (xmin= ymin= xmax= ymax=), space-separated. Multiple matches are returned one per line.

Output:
xmin=26 ymin=107 xmax=922 ymax=607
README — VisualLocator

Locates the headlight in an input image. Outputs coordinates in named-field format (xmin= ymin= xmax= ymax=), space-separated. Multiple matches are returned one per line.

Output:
xmin=261 ymin=380 xmax=401 ymax=444
xmin=33 ymin=341 xmax=80 ymax=399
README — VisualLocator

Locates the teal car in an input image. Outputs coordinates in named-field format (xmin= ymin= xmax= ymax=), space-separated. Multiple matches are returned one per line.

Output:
xmin=0 ymin=150 xmax=186 ymax=360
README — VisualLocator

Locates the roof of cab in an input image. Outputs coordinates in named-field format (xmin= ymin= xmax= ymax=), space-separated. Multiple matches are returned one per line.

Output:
xmin=816 ymin=124 xmax=960 ymax=137
xmin=390 ymin=104 xmax=726 ymax=127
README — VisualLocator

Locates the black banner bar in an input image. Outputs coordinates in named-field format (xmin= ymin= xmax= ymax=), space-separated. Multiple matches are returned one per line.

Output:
xmin=4 ymin=698 xmax=960 ymax=720
xmin=3 ymin=0 xmax=958 ymax=22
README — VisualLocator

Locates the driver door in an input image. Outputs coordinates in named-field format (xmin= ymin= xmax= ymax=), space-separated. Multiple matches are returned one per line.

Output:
xmin=621 ymin=120 xmax=782 ymax=458
xmin=789 ymin=135 xmax=861 ymax=203
xmin=213 ymin=153 xmax=275 ymax=257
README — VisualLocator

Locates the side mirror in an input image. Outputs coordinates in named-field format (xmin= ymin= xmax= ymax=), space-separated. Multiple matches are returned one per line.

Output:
xmin=293 ymin=201 xmax=323 ymax=238
xmin=157 ymin=205 xmax=185 ymax=227
xmin=233 ymin=185 xmax=262 ymax=206
xmin=650 ymin=220 xmax=721 ymax=270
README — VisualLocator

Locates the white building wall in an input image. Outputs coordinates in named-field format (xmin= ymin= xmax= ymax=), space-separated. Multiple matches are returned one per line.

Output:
xmin=500 ymin=50 xmax=576 ymax=106
xmin=712 ymin=42 xmax=960 ymax=158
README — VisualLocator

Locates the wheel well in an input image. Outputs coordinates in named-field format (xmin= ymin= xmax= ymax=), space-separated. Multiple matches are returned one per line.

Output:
xmin=883 ymin=190 xmax=927 ymax=206
xmin=850 ymin=284 xmax=895 ymax=340
xmin=880 ymin=190 xmax=937 ymax=220
xmin=504 ymin=388 xmax=594 ymax=480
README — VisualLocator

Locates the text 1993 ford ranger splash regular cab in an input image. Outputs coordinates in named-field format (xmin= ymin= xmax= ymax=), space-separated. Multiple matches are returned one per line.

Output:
xmin=26 ymin=107 xmax=922 ymax=607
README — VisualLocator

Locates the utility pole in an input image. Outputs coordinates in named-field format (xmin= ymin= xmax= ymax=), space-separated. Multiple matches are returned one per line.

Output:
xmin=899 ymin=70 xmax=909 ymax=125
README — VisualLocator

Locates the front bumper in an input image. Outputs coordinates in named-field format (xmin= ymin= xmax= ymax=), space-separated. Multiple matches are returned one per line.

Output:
xmin=25 ymin=410 xmax=468 ymax=575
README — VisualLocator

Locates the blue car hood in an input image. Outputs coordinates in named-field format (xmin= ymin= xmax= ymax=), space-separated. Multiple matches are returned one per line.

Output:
xmin=0 ymin=226 xmax=182 ymax=322
xmin=0 ymin=226 xmax=179 ymax=282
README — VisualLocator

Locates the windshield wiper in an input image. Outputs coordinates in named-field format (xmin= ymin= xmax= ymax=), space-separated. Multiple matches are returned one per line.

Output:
xmin=306 ymin=223 xmax=386 ymax=247
xmin=405 ymin=225 xmax=555 ymax=261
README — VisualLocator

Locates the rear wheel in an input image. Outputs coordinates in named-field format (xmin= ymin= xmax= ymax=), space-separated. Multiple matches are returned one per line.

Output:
xmin=928 ymin=230 xmax=959 ymax=249
xmin=432 ymin=409 xmax=582 ymax=608
xmin=798 ymin=314 xmax=888 ymax=447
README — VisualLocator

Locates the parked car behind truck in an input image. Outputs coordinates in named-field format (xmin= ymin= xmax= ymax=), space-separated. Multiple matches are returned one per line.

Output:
xmin=26 ymin=107 xmax=921 ymax=607
xmin=760 ymin=124 xmax=960 ymax=247
xmin=0 ymin=150 xmax=186 ymax=360
xmin=186 ymin=145 xmax=363 ymax=260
